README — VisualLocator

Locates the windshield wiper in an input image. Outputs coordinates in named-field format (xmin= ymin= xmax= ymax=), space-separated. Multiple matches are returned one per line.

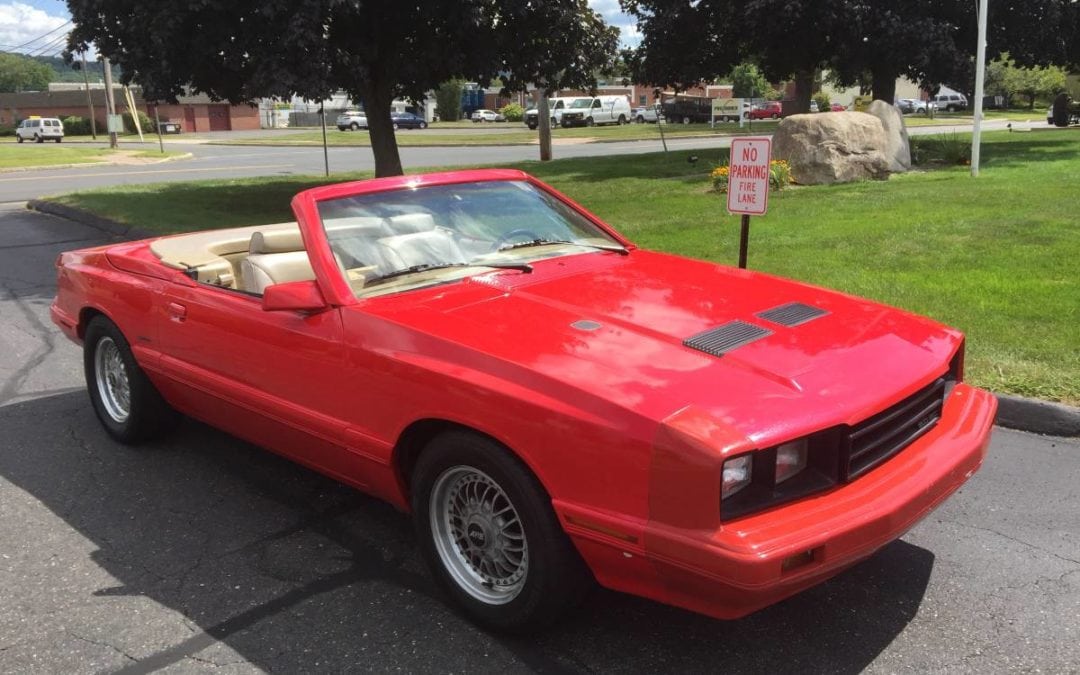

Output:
xmin=366 ymin=262 xmax=533 ymax=287
xmin=498 ymin=238 xmax=629 ymax=255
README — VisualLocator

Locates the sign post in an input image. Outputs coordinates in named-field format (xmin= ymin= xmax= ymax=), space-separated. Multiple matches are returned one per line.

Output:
xmin=726 ymin=137 xmax=772 ymax=269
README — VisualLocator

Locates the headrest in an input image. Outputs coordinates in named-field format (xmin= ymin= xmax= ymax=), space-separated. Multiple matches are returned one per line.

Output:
xmin=389 ymin=212 xmax=436 ymax=233
xmin=250 ymin=228 xmax=304 ymax=254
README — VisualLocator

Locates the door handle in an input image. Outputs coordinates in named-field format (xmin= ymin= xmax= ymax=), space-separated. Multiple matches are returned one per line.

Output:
xmin=168 ymin=302 xmax=187 ymax=322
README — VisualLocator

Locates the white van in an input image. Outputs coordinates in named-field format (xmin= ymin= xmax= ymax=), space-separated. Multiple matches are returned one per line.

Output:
xmin=524 ymin=97 xmax=577 ymax=129
xmin=931 ymin=92 xmax=968 ymax=112
xmin=559 ymin=96 xmax=632 ymax=127
xmin=16 ymin=117 xmax=64 ymax=143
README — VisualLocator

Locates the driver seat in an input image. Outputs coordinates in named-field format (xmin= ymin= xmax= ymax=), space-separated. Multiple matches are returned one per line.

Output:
xmin=377 ymin=229 xmax=467 ymax=270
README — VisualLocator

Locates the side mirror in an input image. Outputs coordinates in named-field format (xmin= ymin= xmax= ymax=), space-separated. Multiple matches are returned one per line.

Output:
xmin=262 ymin=280 xmax=328 ymax=312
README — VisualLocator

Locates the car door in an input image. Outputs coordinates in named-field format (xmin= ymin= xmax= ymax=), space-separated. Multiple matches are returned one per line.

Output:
xmin=154 ymin=279 xmax=367 ymax=484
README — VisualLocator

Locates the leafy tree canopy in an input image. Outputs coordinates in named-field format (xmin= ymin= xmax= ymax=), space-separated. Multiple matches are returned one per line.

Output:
xmin=65 ymin=0 xmax=616 ymax=176
xmin=0 ymin=52 xmax=53 ymax=92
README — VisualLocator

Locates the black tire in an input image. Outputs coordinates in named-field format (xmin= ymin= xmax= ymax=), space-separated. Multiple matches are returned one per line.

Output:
xmin=682 ymin=116 xmax=691 ymax=125
xmin=636 ymin=115 xmax=645 ymax=124
xmin=617 ymin=114 xmax=626 ymax=125
xmin=550 ymin=116 xmax=557 ymax=126
xmin=56 ymin=138 xmax=62 ymax=143
xmin=35 ymin=134 xmax=42 ymax=143
xmin=586 ymin=117 xmax=594 ymax=127
xmin=771 ymin=113 xmax=779 ymax=119
xmin=16 ymin=135 xmax=23 ymax=143
xmin=393 ymin=122 xmax=400 ymax=130
xmin=350 ymin=122 xmax=359 ymax=130
xmin=527 ymin=122 xmax=538 ymax=130
xmin=412 ymin=430 xmax=592 ymax=633
xmin=84 ymin=316 xmax=178 ymax=444
xmin=419 ymin=121 xmax=427 ymax=129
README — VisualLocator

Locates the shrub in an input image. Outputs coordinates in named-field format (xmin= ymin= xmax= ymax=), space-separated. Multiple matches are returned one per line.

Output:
xmin=711 ymin=159 xmax=792 ymax=192
xmin=499 ymin=103 xmax=525 ymax=122
xmin=812 ymin=92 xmax=831 ymax=112
xmin=0 ymin=125 xmax=14 ymax=137
xmin=910 ymin=133 xmax=971 ymax=166
xmin=123 ymin=110 xmax=157 ymax=134
xmin=435 ymin=79 xmax=465 ymax=122
xmin=62 ymin=116 xmax=94 ymax=136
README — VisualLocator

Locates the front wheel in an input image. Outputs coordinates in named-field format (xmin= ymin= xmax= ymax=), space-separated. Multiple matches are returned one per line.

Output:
xmin=84 ymin=316 xmax=177 ymax=444
xmin=771 ymin=113 xmax=779 ymax=119
xmin=350 ymin=122 xmax=359 ymax=130
xmin=682 ymin=116 xmax=691 ymax=125
xmin=412 ymin=431 xmax=592 ymax=633
xmin=636 ymin=115 xmax=645 ymax=124
xmin=393 ymin=122 xmax=400 ymax=130
xmin=35 ymin=134 xmax=42 ymax=143
xmin=419 ymin=121 xmax=427 ymax=129
xmin=16 ymin=135 xmax=23 ymax=143
xmin=585 ymin=117 xmax=594 ymax=127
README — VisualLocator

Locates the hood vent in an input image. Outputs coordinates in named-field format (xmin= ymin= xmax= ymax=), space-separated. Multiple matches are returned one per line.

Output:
xmin=757 ymin=302 xmax=829 ymax=327
xmin=684 ymin=321 xmax=772 ymax=357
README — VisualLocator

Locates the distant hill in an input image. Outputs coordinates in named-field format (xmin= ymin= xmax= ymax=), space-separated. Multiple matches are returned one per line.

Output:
xmin=31 ymin=54 xmax=122 ymax=84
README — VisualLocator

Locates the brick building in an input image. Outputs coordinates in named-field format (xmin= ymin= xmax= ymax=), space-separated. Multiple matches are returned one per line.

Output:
xmin=0 ymin=86 xmax=259 ymax=133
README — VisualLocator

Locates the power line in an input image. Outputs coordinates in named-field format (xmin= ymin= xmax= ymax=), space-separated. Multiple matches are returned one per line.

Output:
xmin=24 ymin=31 xmax=71 ymax=59
xmin=2 ymin=19 xmax=72 ymax=53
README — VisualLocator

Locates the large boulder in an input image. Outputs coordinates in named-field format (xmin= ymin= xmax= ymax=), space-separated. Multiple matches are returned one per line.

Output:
xmin=867 ymin=99 xmax=911 ymax=172
xmin=773 ymin=112 xmax=890 ymax=185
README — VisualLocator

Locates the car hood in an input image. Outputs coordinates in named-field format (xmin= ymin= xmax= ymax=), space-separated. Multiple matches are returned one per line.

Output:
xmin=369 ymin=250 xmax=959 ymax=444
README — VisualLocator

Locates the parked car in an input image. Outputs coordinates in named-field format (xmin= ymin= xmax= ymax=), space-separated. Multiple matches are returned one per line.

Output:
xmin=471 ymin=109 xmax=506 ymax=123
xmin=830 ymin=103 xmax=848 ymax=112
xmin=747 ymin=101 xmax=783 ymax=120
xmin=391 ymin=112 xmax=428 ymax=129
xmin=336 ymin=111 xmax=368 ymax=131
xmin=810 ymin=101 xmax=819 ymax=113
xmin=661 ymin=96 xmax=713 ymax=124
xmin=16 ymin=117 xmax=64 ymax=143
xmin=52 ymin=169 xmax=996 ymax=633
xmin=633 ymin=106 xmax=661 ymax=123
xmin=896 ymin=98 xmax=936 ymax=115
xmin=559 ymin=96 xmax=632 ymax=127
xmin=524 ymin=97 xmax=577 ymax=129
xmin=932 ymin=92 xmax=968 ymax=112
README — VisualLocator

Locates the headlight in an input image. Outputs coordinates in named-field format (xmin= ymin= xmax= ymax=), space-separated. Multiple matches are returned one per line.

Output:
xmin=722 ymin=455 xmax=753 ymax=499
xmin=775 ymin=439 xmax=808 ymax=483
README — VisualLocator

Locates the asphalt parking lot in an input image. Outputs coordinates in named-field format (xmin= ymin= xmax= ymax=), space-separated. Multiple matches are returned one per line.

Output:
xmin=1 ymin=204 xmax=1078 ymax=674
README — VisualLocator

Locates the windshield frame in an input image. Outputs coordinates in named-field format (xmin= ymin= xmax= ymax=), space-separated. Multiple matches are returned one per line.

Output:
xmin=290 ymin=170 xmax=635 ymax=306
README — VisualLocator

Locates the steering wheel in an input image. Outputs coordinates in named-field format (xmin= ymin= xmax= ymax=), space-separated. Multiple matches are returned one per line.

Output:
xmin=491 ymin=229 xmax=542 ymax=252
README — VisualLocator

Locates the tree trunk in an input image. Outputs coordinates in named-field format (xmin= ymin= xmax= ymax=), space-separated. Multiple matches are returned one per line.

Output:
xmin=362 ymin=80 xmax=403 ymax=177
xmin=538 ymin=88 xmax=552 ymax=162
xmin=793 ymin=69 xmax=814 ymax=114
xmin=871 ymin=67 xmax=897 ymax=104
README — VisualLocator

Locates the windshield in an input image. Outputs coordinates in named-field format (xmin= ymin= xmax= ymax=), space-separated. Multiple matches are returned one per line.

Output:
xmin=568 ymin=98 xmax=594 ymax=109
xmin=316 ymin=180 xmax=623 ymax=297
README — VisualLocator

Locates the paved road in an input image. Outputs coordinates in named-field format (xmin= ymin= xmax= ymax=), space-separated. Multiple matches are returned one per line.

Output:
xmin=0 ymin=204 xmax=1077 ymax=673
xmin=0 ymin=120 xmax=1027 ymax=203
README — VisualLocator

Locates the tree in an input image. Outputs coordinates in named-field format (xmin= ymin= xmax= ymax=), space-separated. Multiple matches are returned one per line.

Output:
xmin=434 ymin=80 xmax=465 ymax=122
xmin=0 ymin=53 xmax=53 ymax=93
xmin=727 ymin=63 xmax=772 ymax=99
xmin=66 ymin=0 xmax=616 ymax=177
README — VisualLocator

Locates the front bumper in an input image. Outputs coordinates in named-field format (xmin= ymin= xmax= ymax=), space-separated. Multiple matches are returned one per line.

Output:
xmin=564 ymin=383 xmax=996 ymax=620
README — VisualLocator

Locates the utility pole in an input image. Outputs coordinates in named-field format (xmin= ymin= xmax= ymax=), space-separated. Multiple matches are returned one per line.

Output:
xmin=80 ymin=51 xmax=97 ymax=139
xmin=102 ymin=56 xmax=118 ymax=148
xmin=971 ymin=0 xmax=988 ymax=177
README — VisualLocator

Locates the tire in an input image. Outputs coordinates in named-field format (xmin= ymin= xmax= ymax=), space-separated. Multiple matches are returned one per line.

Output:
xmin=550 ymin=117 xmax=557 ymax=126
xmin=350 ymin=122 xmax=359 ymax=130
xmin=617 ymin=115 xmax=626 ymax=125
xmin=636 ymin=115 xmax=644 ymax=124
xmin=947 ymin=105 xmax=957 ymax=112
xmin=586 ymin=117 xmax=594 ymax=127
xmin=771 ymin=113 xmax=779 ymax=119
xmin=419 ymin=121 xmax=427 ymax=129
xmin=527 ymin=122 xmax=537 ymax=130
xmin=35 ymin=134 xmax=42 ymax=143
xmin=412 ymin=430 xmax=592 ymax=633
xmin=56 ymin=138 xmax=62 ymax=143
xmin=84 ymin=316 xmax=178 ymax=444
xmin=16 ymin=135 xmax=23 ymax=143
xmin=682 ymin=116 xmax=691 ymax=125
xmin=393 ymin=123 xmax=400 ymax=130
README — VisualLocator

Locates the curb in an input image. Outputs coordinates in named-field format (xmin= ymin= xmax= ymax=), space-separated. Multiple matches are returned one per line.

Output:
xmin=995 ymin=394 xmax=1080 ymax=437
xmin=25 ymin=198 xmax=1080 ymax=438
xmin=27 ymin=199 xmax=158 ymax=240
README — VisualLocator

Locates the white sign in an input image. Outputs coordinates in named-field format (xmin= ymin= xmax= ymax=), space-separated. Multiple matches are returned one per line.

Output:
xmin=726 ymin=137 xmax=772 ymax=216
xmin=106 ymin=114 xmax=124 ymax=133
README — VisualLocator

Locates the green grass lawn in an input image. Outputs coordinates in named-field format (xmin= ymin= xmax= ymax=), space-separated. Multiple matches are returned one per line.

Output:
xmin=0 ymin=145 xmax=185 ymax=169
xmin=49 ymin=131 xmax=1080 ymax=404
xmin=0 ymin=144 xmax=117 ymax=169
xmin=219 ymin=121 xmax=781 ymax=147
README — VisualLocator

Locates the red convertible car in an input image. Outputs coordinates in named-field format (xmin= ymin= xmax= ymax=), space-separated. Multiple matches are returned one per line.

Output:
xmin=51 ymin=169 xmax=996 ymax=631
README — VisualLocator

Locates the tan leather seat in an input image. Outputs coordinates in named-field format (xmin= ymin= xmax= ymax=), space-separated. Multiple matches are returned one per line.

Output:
xmin=241 ymin=230 xmax=315 ymax=294
xmin=388 ymin=212 xmax=436 ymax=233
xmin=377 ymin=230 xmax=467 ymax=270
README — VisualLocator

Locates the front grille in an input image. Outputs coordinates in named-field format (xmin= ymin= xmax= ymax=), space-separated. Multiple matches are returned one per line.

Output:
xmin=845 ymin=378 xmax=947 ymax=479
xmin=684 ymin=320 xmax=772 ymax=357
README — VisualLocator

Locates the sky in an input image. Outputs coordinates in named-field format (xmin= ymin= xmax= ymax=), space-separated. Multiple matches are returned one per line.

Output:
xmin=0 ymin=0 xmax=641 ymax=56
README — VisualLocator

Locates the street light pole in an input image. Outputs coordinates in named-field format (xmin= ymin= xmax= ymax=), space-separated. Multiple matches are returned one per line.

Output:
xmin=971 ymin=0 xmax=988 ymax=176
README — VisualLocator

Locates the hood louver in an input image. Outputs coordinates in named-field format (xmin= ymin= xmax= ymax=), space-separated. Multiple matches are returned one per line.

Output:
xmin=683 ymin=321 xmax=772 ymax=357
xmin=757 ymin=302 xmax=829 ymax=327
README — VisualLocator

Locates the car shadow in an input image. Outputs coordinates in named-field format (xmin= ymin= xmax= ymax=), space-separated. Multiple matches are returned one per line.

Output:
xmin=0 ymin=391 xmax=934 ymax=673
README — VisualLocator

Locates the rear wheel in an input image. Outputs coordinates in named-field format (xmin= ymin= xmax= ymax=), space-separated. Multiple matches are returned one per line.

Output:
xmin=350 ymin=122 xmax=359 ymax=130
xmin=35 ymin=134 xmax=42 ymax=143
xmin=412 ymin=430 xmax=592 ymax=633
xmin=682 ymin=116 xmax=691 ymax=125
xmin=617 ymin=114 xmax=626 ymax=125
xmin=419 ymin=121 xmax=427 ymax=129
xmin=56 ymin=137 xmax=62 ymax=143
xmin=636 ymin=115 xmax=645 ymax=124
xmin=84 ymin=316 xmax=177 ymax=444
xmin=771 ymin=113 xmax=779 ymax=119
